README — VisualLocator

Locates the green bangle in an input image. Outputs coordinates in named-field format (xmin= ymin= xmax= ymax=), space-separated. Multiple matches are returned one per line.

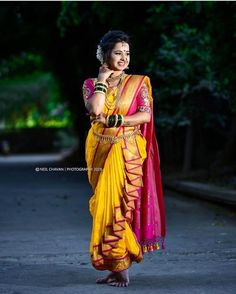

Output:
xmin=94 ymin=86 xmax=107 ymax=91
xmin=108 ymin=115 xmax=116 ymax=127
xmin=94 ymin=86 xmax=107 ymax=93
xmin=95 ymin=84 xmax=107 ymax=89
xmin=95 ymin=82 xmax=108 ymax=89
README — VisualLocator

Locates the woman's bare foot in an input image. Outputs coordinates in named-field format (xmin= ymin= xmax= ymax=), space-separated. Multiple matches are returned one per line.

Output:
xmin=96 ymin=272 xmax=117 ymax=284
xmin=108 ymin=269 xmax=129 ymax=287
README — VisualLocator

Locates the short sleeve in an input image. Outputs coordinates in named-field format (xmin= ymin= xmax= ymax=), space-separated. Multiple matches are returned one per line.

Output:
xmin=82 ymin=79 xmax=95 ymax=107
xmin=136 ymin=82 xmax=151 ymax=113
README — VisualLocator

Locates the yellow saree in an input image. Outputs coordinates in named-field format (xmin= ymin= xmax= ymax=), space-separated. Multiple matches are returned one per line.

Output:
xmin=84 ymin=74 xmax=154 ymax=272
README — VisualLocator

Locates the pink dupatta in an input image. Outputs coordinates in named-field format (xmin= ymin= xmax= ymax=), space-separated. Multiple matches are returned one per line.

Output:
xmin=128 ymin=76 xmax=166 ymax=252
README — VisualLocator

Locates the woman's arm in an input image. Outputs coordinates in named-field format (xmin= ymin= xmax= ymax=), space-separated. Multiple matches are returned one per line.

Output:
xmin=93 ymin=78 xmax=152 ymax=126
xmin=86 ymin=90 xmax=106 ymax=116
xmin=94 ymin=111 xmax=150 ymax=126
xmin=86 ymin=64 xmax=114 ymax=116
xmin=123 ymin=111 xmax=151 ymax=126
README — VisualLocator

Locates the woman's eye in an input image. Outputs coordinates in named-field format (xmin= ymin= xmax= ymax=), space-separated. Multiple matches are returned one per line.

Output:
xmin=115 ymin=52 xmax=130 ymax=56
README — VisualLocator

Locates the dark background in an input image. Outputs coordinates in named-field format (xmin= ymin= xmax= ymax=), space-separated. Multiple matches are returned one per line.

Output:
xmin=0 ymin=1 xmax=235 ymax=187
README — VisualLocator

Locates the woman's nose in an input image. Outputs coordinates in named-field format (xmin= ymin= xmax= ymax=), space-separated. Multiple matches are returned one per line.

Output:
xmin=120 ymin=53 xmax=127 ymax=61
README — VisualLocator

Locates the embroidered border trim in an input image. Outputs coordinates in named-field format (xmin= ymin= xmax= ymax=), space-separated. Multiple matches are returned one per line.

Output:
xmin=137 ymin=105 xmax=151 ymax=113
xmin=93 ymin=128 xmax=141 ymax=144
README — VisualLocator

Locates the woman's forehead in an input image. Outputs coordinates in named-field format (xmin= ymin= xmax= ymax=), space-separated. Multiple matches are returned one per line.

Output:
xmin=112 ymin=42 xmax=130 ymax=51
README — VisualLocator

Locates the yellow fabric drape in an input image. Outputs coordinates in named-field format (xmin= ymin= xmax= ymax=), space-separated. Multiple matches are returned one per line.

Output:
xmin=85 ymin=75 xmax=149 ymax=272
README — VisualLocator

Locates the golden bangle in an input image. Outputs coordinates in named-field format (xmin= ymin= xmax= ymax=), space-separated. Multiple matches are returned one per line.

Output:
xmin=114 ymin=114 xmax=118 ymax=127
xmin=94 ymin=90 xmax=106 ymax=95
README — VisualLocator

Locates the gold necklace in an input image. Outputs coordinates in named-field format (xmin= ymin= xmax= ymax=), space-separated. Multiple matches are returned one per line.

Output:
xmin=105 ymin=73 xmax=125 ymax=110
xmin=105 ymin=89 xmax=116 ymax=110
xmin=107 ymin=72 xmax=124 ymax=86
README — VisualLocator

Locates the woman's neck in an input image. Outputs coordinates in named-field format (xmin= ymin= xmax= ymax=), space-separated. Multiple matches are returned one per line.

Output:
xmin=107 ymin=71 xmax=124 ymax=87
xmin=110 ymin=71 xmax=123 ymax=78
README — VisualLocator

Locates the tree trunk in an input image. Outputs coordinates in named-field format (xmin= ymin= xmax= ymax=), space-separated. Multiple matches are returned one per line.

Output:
xmin=217 ymin=114 xmax=236 ymax=167
xmin=182 ymin=122 xmax=193 ymax=174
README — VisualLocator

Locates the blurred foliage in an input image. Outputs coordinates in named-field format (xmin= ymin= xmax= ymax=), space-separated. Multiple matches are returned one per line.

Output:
xmin=57 ymin=1 xmax=81 ymax=37
xmin=0 ymin=52 xmax=43 ymax=79
xmin=147 ymin=24 xmax=230 ymax=132
xmin=0 ymin=52 xmax=72 ymax=129
xmin=0 ymin=1 xmax=235 ymax=163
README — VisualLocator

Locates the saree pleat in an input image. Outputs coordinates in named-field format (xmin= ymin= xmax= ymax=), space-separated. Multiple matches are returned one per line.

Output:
xmin=88 ymin=135 xmax=146 ymax=271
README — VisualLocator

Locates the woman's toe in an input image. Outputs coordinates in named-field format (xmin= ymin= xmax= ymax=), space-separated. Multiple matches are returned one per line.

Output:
xmin=96 ymin=277 xmax=110 ymax=284
xmin=109 ymin=281 xmax=118 ymax=287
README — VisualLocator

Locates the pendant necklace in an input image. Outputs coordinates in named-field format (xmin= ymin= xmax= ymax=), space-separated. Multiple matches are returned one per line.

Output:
xmin=105 ymin=72 xmax=125 ymax=110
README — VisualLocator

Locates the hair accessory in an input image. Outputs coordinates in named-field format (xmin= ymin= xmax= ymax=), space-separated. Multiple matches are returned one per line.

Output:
xmin=96 ymin=45 xmax=103 ymax=64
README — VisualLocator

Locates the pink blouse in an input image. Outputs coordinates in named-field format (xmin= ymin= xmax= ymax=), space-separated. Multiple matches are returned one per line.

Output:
xmin=82 ymin=76 xmax=151 ymax=114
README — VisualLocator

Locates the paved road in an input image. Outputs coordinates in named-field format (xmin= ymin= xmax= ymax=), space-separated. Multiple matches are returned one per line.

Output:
xmin=0 ymin=157 xmax=236 ymax=294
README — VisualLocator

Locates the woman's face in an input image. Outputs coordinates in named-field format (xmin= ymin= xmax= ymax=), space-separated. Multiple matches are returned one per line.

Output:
xmin=107 ymin=42 xmax=130 ymax=71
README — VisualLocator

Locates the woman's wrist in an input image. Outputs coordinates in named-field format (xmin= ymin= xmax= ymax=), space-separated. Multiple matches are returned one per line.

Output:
xmin=94 ymin=80 xmax=108 ymax=95
xmin=97 ymin=78 xmax=108 ymax=85
xmin=105 ymin=114 xmax=124 ymax=128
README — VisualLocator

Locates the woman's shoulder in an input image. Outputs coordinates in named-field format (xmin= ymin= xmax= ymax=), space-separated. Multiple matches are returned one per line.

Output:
xmin=129 ymin=74 xmax=150 ymax=80
xmin=128 ymin=74 xmax=151 ymax=85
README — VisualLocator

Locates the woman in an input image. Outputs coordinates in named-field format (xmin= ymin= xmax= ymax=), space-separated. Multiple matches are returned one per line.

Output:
xmin=82 ymin=30 xmax=166 ymax=287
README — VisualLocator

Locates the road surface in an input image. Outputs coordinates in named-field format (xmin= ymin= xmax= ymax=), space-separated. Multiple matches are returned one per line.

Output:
xmin=0 ymin=157 xmax=236 ymax=293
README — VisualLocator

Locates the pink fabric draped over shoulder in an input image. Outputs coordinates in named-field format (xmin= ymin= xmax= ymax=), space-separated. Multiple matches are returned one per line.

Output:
xmin=127 ymin=76 xmax=166 ymax=252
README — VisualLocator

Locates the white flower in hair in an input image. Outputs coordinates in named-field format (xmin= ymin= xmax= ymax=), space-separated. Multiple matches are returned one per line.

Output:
xmin=96 ymin=45 xmax=103 ymax=64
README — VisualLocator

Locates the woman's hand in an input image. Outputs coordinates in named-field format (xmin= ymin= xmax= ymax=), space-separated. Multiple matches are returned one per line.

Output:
xmin=90 ymin=113 xmax=106 ymax=125
xmin=97 ymin=63 xmax=114 ymax=83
